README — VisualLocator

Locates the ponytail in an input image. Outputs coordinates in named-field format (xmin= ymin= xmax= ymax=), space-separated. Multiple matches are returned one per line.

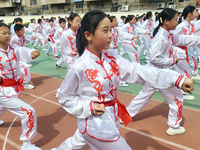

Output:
xmin=178 ymin=5 xmax=196 ymax=24
xmin=153 ymin=8 xmax=177 ymax=37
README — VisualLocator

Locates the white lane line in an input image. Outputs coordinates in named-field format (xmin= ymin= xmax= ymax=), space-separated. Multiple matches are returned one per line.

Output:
xmin=118 ymin=91 xmax=200 ymax=112
xmin=3 ymin=90 xmax=57 ymax=150
xmin=0 ymin=133 xmax=21 ymax=150
xmin=120 ymin=125 xmax=194 ymax=150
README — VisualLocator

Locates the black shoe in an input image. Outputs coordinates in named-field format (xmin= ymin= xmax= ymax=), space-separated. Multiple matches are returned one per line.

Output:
xmin=55 ymin=64 xmax=62 ymax=69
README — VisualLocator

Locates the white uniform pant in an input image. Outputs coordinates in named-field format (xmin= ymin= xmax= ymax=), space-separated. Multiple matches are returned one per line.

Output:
xmin=137 ymin=35 xmax=151 ymax=60
xmin=0 ymin=96 xmax=37 ymax=142
xmin=46 ymin=42 xmax=58 ymax=57
xmin=121 ymin=41 xmax=139 ymax=63
xmin=174 ymin=60 xmax=192 ymax=78
xmin=127 ymin=85 xmax=183 ymax=128
xmin=56 ymin=54 xmax=65 ymax=66
xmin=64 ymin=53 xmax=79 ymax=71
xmin=55 ymin=128 xmax=132 ymax=150
xmin=34 ymin=33 xmax=46 ymax=48
xmin=188 ymin=47 xmax=198 ymax=75
xmin=20 ymin=62 xmax=31 ymax=84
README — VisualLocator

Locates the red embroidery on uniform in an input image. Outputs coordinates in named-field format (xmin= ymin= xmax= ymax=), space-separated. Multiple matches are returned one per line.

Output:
xmin=192 ymin=56 xmax=197 ymax=73
xmin=67 ymin=36 xmax=76 ymax=52
xmin=104 ymin=52 xmax=116 ymax=60
xmin=0 ymin=57 xmax=2 ymax=61
xmin=21 ymin=106 xmax=34 ymax=138
xmin=183 ymin=28 xmax=187 ymax=35
xmin=85 ymin=69 xmax=104 ymax=102
xmin=174 ymin=96 xmax=182 ymax=125
xmin=109 ymin=60 xmax=119 ymax=76
xmin=184 ymin=70 xmax=190 ymax=78
xmin=134 ymin=51 xmax=139 ymax=63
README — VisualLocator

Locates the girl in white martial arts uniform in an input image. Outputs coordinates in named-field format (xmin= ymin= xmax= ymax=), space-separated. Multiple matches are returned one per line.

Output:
xmin=59 ymin=13 xmax=81 ymax=70
xmin=0 ymin=23 xmax=41 ymax=150
xmin=109 ymin=15 xmax=138 ymax=87
xmin=172 ymin=6 xmax=200 ymax=100
xmin=121 ymin=15 xmax=150 ymax=63
xmin=137 ymin=11 xmax=154 ymax=60
xmin=34 ymin=19 xmax=47 ymax=50
xmin=54 ymin=18 xmax=67 ymax=69
xmin=126 ymin=8 xmax=200 ymax=136
xmin=51 ymin=10 xmax=193 ymax=150
xmin=10 ymin=24 xmax=37 ymax=90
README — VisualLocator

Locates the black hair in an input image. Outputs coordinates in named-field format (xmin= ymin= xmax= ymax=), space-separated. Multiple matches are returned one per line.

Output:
xmin=143 ymin=11 xmax=152 ymax=21
xmin=68 ymin=13 xmax=80 ymax=28
xmin=0 ymin=23 xmax=10 ymax=29
xmin=30 ymin=19 xmax=33 ymax=23
xmin=138 ymin=15 xmax=142 ymax=19
xmin=121 ymin=15 xmax=126 ymax=20
xmin=125 ymin=15 xmax=134 ymax=24
xmin=38 ymin=18 xmax=42 ymax=23
xmin=59 ymin=18 xmax=66 ymax=24
xmin=108 ymin=15 xmax=116 ymax=22
xmin=49 ymin=19 xmax=54 ymax=22
xmin=76 ymin=10 xmax=107 ymax=56
xmin=178 ymin=5 xmax=196 ymax=24
xmin=15 ymin=17 xmax=23 ymax=23
xmin=198 ymin=15 xmax=200 ymax=20
xmin=155 ymin=12 xmax=158 ymax=15
xmin=155 ymin=14 xmax=159 ymax=21
xmin=14 ymin=24 xmax=24 ymax=32
xmin=41 ymin=16 xmax=44 ymax=18
xmin=153 ymin=8 xmax=178 ymax=37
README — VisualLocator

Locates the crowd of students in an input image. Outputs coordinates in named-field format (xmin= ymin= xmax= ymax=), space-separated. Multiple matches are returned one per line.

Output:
xmin=0 ymin=5 xmax=199 ymax=150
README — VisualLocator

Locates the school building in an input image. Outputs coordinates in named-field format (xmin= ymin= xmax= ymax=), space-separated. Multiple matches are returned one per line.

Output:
xmin=0 ymin=0 xmax=199 ymax=16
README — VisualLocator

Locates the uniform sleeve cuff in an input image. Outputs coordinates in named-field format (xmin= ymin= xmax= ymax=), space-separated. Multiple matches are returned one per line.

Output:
xmin=175 ymin=75 xmax=186 ymax=89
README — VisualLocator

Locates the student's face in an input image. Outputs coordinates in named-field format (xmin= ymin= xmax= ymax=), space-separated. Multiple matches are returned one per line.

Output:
xmin=111 ymin=17 xmax=117 ymax=28
xmin=33 ymin=19 xmax=36 ymax=23
xmin=129 ymin=17 xmax=136 ymax=24
xmin=188 ymin=11 xmax=196 ymax=21
xmin=16 ymin=28 xmax=25 ymax=37
xmin=90 ymin=17 xmax=112 ymax=51
xmin=167 ymin=13 xmax=178 ymax=30
xmin=60 ymin=22 xmax=66 ymax=28
xmin=194 ymin=10 xmax=199 ymax=19
xmin=49 ymin=21 xmax=54 ymax=26
xmin=122 ymin=18 xmax=126 ymax=23
xmin=0 ymin=26 xmax=11 ymax=45
xmin=139 ymin=18 xmax=142 ymax=21
xmin=70 ymin=16 xmax=81 ymax=30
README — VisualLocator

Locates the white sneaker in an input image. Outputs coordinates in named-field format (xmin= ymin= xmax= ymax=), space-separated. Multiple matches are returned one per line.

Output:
xmin=119 ymin=81 xmax=128 ymax=87
xmin=0 ymin=120 xmax=4 ymax=126
xmin=24 ymin=83 xmax=35 ymax=89
xmin=28 ymin=63 xmax=33 ymax=67
xmin=166 ymin=126 xmax=185 ymax=136
xmin=55 ymin=91 xmax=59 ymax=98
xmin=120 ymin=118 xmax=124 ymax=124
xmin=21 ymin=144 xmax=41 ymax=150
xmin=192 ymin=74 xmax=200 ymax=80
xmin=183 ymin=93 xmax=195 ymax=101
xmin=51 ymin=148 xmax=57 ymax=150
xmin=42 ymin=48 xmax=47 ymax=51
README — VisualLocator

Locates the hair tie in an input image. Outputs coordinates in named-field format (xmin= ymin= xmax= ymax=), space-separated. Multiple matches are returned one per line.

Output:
xmin=160 ymin=17 xmax=163 ymax=23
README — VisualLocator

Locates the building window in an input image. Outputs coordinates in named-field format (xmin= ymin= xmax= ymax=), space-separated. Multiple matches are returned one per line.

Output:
xmin=179 ymin=0 xmax=190 ymax=2
xmin=95 ymin=2 xmax=104 ymax=8
xmin=76 ymin=2 xmax=83 ymax=9
xmin=30 ymin=0 xmax=37 ymax=5
xmin=42 ymin=5 xmax=49 ymax=10
xmin=58 ymin=4 xmax=64 ymax=9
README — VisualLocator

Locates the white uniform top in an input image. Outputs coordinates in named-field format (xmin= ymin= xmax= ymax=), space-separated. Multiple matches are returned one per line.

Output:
xmin=149 ymin=26 xmax=200 ymax=68
xmin=121 ymin=22 xmax=147 ymax=35
xmin=45 ymin=25 xmax=55 ymax=36
xmin=28 ymin=22 xmax=37 ymax=32
xmin=142 ymin=19 xmax=153 ymax=31
xmin=53 ymin=27 xmax=67 ymax=44
xmin=0 ymin=45 xmax=34 ymax=97
xmin=117 ymin=19 xmax=124 ymax=27
xmin=10 ymin=34 xmax=33 ymax=47
xmin=59 ymin=28 xmax=77 ymax=54
xmin=34 ymin=24 xmax=45 ymax=36
xmin=136 ymin=20 xmax=143 ymax=28
xmin=110 ymin=27 xmax=134 ymax=49
xmin=59 ymin=48 xmax=185 ymax=141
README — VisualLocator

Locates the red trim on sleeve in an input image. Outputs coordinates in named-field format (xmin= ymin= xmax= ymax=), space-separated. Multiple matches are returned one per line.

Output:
xmin=175 ymin=75 xmax=184 ymax=88
xmin=90 ymin=101 xmax=95 ymax=115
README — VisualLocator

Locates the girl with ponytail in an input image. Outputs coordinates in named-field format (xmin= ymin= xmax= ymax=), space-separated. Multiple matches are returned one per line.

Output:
xmin=172 ymin=5 xmax=200 ymax=99
xmin=126 ymin=8 xmax=200 ymax=136
xmin=52 ymin=10 xmax=194 ymax=149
